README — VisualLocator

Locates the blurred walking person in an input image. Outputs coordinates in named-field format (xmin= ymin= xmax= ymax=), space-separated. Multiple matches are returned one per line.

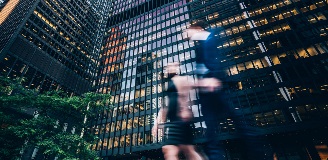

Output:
xmin=185 ymin=20 xmax=228 ymax=160
xmin=152 ymin=63 xmax=203 ymax=160
xmin=186 ymin=21 xmax=273 ymax=160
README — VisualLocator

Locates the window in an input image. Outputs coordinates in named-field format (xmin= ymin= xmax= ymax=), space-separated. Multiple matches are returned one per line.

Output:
xmin=138 ymin=133 xmax=143 ymax=145
xmin=119 ymin=136 xmax=125 ymax=147
xmin=126 ymin=134 xmax=131 ymax=147
xmin=116 ymin=121 xmax=121 ymax=130
xmin=106 ymin=138 xmax=112 ymax=149
xmin=127 ymin=118 xmax=132 ymax=129
xmin=139 ymin=116 xmax=144 ymax=127
xmin=114 ymin=137 xmax=119 ymax=148
xmin=111 ymin=123 xmax=115 ymax=132
xmin=132 ymin=133 xmax=137 ymax=146
xmin=106 ymin=123 xmax=110 ymax=133
xmin=133 ymin=117 xmax=138 ymax=128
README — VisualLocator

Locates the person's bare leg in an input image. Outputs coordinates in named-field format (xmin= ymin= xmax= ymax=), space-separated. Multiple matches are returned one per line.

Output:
xmin=179 ymin=145 xmax=203 ymax=160
xmin=162 ymin=145 xmax=180 ymax=160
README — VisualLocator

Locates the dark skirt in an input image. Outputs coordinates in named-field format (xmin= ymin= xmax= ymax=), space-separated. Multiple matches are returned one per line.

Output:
xmin=163 ymin=122 xmax=193 ymax=145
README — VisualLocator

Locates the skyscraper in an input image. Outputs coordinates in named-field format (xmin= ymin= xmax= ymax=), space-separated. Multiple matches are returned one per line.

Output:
xmin=1 ymin=0 xmax=327 ymax=159
xmin=0 ymin=0 xmax=101 ymax=94
xmin=93 ymin=0 xmax=197 ymax=158
xmin=93 ymin=0 xmax=328 ymax=159
xmin=0 ymin=1 xmax=109 ymax=159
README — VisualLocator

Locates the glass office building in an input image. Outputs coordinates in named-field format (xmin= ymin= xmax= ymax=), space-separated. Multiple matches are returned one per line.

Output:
xmin=93 ymin=0 xmax=198 ymax=157
xmin=93 ymin=0 xmax=328 ymax=159
xmin=0 ymin=0 xmax=101 ymax=94
xmin=1 ymin=0 xmax=327 ymax=159
xmin=0 ymin=0 xmax=38 ymax=54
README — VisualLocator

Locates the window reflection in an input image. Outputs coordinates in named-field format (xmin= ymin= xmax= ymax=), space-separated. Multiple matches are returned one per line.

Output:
xmin=116 ymin=121 xmax=121 ymax=130
xmin=133 ymin=117 xmax=138 ymax=128
xmin=94 ymin=0 xmax=328 ymax=152
xmin=114 ymin=137 xmax=119 ymax=148
xmin=138 ymin=133 xmax=143 ymax=146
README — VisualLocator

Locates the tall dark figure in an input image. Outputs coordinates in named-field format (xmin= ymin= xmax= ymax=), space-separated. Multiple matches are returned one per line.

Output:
xmin=186 ymin=21 xmax=273 ymax=160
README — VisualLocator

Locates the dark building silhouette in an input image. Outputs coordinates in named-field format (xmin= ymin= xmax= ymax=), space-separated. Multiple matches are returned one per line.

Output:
xmin=92 ymin=0 xmax=328 ymax=159
xmin=1 ymin=0 xmax=328 ymax=159
xmin=0 ymin=0 xmax=101 ymax=94
xmin=0 ymin=0 xmax=106 ymax=159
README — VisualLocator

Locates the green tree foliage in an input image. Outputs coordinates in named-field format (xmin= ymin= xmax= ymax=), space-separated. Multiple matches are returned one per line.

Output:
xmin=0 ymin=110 xmax=25 ymax=159
xmin=0 ymin=75 xmax=111 ymax=159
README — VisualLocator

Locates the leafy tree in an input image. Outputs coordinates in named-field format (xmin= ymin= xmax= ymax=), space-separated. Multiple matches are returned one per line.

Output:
xmin=0 ymin=76 xmax=30 ymax=159
xmin=0 ymin=75 xmax=111 ymax=159
xmin=0 ymin=110 xmax=26 ymax=159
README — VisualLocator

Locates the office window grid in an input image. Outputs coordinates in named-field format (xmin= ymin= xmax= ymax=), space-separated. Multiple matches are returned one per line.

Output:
xmin=0 ymin=54 xmax=72 ymax=93
xmin=20 ymin=0 xmax=99 ymax=80
xmin=112 ymin=0 xmax=148 ymax=15
xmin=93 ymin=0 xmax=328 ymax=156
xmin=93 ymin=0 xmax=202 ymax=154
xmin=0 ymin=0 xmax=101 ymax=94
xmin=0 ymin=0 xmax=38 ymax=52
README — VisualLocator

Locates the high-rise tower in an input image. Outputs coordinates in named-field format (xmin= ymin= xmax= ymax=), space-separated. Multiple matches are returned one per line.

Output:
xmin=0 ymin=0 xmax=102 ymax=94
xmin=1 ymin=0 xmax=327 ymax=159
xmin=93 ymin=0 xmax=328 ymax=159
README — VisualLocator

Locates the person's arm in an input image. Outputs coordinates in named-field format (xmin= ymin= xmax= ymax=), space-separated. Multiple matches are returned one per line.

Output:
xmin=197 ymin=77 xmax=222 ymax=92
xmin=175 ymin=76 xmax=194 ymax=122
xmin=152 ymin=107 xmax=167 ymax=136
xmin=155 ymin=107 xmax=168 ymax=124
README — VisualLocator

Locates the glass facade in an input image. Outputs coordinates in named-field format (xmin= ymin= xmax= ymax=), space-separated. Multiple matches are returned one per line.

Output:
xmin=0 ymin=0 xmax=38 ymax=53
xmin=93 ymin=0 xmax=328 ymax=159
xmin=1 ymin=0 xmax=327 ymax=159
xmin=0 ymin=0 xmax=9 ymax=11
xmin=93 ymin=0 xmax=198 ymax=156
xmin=0 ymin=0 xmax=101 ymax=93
xmin=0 ymin=0 xmax=18 ymax=23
